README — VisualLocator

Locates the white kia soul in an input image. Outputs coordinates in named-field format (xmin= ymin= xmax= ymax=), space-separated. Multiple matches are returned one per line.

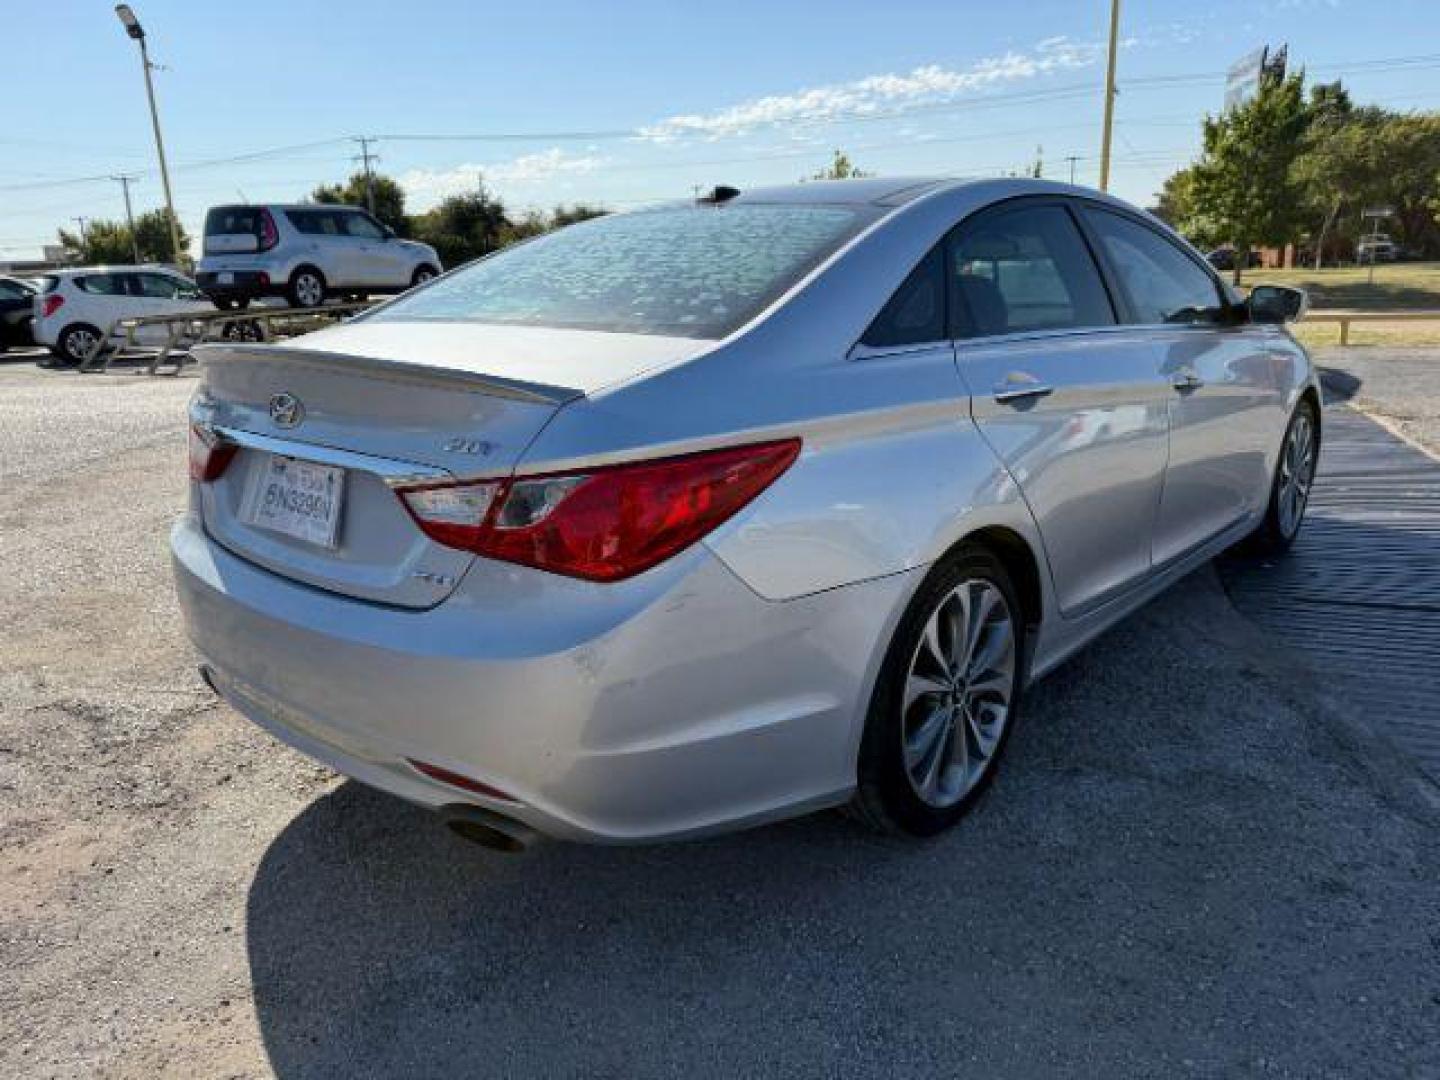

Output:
xmin=195 ymin=204 xmax=442 ymax=310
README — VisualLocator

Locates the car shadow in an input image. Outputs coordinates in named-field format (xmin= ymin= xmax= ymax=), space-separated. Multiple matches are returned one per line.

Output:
xmin=1317 ymin=365 xmax=1362 ymax=404
xmin=242 ymin=565 xmax=1436 ymax=1078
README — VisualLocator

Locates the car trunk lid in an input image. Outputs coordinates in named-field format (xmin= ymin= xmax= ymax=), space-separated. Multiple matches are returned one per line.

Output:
xmin=189 ymin=322 xmax=707 ymax=609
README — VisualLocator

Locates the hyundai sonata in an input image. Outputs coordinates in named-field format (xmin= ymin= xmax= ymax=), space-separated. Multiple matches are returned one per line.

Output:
xmin=173 ymin=177 xmax=1318 ymax=849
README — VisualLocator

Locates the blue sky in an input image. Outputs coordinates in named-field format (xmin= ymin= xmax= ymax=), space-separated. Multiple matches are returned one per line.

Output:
xmin=2 ymin=0 xmax=1438 ymax=259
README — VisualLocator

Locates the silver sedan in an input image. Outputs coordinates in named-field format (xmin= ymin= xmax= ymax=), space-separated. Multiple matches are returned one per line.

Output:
xmin=173 ymin=177 xmax=1319 ymax=850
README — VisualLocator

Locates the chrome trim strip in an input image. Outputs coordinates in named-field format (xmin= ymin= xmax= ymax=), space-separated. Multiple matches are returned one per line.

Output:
xmin=210 ymin=425 xmax=452 ymax=488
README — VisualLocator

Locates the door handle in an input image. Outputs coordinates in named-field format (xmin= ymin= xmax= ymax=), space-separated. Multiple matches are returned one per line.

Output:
xmin=993 ymin=372 xmax=1055 ymax=404
xmin=1172 ymin=369 xmax=1205 ymax=391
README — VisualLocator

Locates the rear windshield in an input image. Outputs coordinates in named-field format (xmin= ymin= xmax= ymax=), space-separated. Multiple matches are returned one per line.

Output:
xmin=204 ymin=206 xmax=262 ymax=236
xmin=369 ymin=204 xmax=871 ymax=339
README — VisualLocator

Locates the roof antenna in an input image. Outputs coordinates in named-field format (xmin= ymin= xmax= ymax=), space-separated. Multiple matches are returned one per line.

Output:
xmin=696 ymin=185 xmax=740 ymax=205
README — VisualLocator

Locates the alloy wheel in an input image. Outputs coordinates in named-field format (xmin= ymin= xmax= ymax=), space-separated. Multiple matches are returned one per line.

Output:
xmin=902 ymin=578 xmax=1017 ymax=809
xmin=1277 ymin=411 xmax=1317 ymax=539
xmin=295 ymin=274 xmax=323 ymax=308
xmin=65 ymin=328 xmax=98 ymax=362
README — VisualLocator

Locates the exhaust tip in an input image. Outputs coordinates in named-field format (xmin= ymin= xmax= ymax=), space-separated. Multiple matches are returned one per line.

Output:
xmin=441 ymin=806 xmax=537 ymax=854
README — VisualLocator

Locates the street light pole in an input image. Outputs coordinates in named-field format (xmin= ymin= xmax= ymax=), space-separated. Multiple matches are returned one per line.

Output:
xmin=1098 ymin=0 xmax=1122 ymax=192
xmin=115 ymin=5 xmax=184 ymax=269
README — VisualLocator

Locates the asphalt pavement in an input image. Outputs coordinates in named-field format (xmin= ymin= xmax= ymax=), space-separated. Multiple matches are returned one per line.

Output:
xmin=1 ymin=355 xmax=1437 ymax=1079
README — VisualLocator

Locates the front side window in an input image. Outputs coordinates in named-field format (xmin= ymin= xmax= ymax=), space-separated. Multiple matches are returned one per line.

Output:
xmin=341 ymin=212 xmax=386 ymax=240
xmin=370 ymin=204 xmax=869 ymax=339
xmin=949 ymin=204 xmax=1115 ymax=339
xmin=135 ymin=273 xmax=182 ymax=299
xmin=1083 ymin=208 xmax=1225 ymax=325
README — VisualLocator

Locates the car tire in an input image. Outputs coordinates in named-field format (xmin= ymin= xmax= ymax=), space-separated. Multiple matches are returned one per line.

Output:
xmin=411 ymin=265 xmax=438 ymax=288
xmin=1246 ymin=397 xmax=1320 ymax=556
xmin=852 ymin=543 xmax=1026 ymax=838
xmin=55 ymin=323 xmax=105 ymax=366
xmin=286 ymin=267 xmax=326 ymax=309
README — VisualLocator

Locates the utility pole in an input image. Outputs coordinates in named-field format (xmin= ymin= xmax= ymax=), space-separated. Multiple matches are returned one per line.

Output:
xmin=1065 ymin=155 xmax=1080 ymax=184
xmin=1098 ymin=0 xmax=1122 ymax=192
xmin=112 ymin=175 xmax=140 ymax=262
xmin=354 ymin=136 xmax=379 ymax=213
xmin=72 ymin=217 xmax=90 ymax=249
xmin=114 ymin=6 xmax=185 ymax=269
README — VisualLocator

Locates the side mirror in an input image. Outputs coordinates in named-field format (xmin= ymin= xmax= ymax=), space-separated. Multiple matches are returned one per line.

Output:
xmin=381 ymin=225 xmax=396 ymax=240
xmin=1247 ymin=284 xmax=1308 ymax=324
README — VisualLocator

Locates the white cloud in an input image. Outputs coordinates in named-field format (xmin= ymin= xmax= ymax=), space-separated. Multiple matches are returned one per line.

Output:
xmin=399 ymin=148 xmax=607 ymax=206
xmin=636 ymin=36 xmax=1106 ymax=143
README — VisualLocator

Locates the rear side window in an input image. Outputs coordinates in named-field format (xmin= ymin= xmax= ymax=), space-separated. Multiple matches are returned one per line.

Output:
xmin=370 ymin=204 xmax=870 ymax=339
xmin=949 ymin=204 xmax=1114 ymax=339
xmin=286 ymin=209 xmax=344 ymax=236
xmin=36 ymin=275 xmax=60 ymax=294
xmin=0 ymin=280 xmax=28 ymax=300
xmin=1083 ymin=208 xmax=1225 ymax=325
xmin=861 ymin=245 xmax=946 ymax=348
xmin=75 ymin=274 xmax=126 ymax=296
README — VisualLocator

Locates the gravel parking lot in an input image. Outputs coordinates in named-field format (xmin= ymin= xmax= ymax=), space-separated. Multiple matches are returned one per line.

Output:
xmin=2 ymin=355 xmax=1438 ymax=1079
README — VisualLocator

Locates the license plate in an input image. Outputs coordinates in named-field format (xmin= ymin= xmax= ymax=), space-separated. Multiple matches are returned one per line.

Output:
xmin=217 ymin=272 xmax=234 ymax=285
xmin=240 ymin=454 xmax=345 ymax=548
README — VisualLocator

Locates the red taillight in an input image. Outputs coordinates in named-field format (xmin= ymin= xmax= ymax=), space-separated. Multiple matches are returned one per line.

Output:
xmin=258 ymin=209 xmax=279 ymax=252
xmin=188 ymin=424 xmax=237 ymax=482
xmin=41 ymin=295 xmax=64 ymax=318
xmin=257 ymin=271 xmax=270 ymax=286
xmin=397 ymin=439 xmax=800 ymax=582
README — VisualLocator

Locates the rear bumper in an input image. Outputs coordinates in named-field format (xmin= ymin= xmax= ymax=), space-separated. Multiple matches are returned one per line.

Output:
xmin=171 ymin=512 xmax=912 ymax=842
xmin=195 ymin=271 xmax=280 ymax=303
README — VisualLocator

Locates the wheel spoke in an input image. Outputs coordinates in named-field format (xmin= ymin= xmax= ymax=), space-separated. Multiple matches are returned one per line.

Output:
xmin=947 ymin=707 xmax=970 ymax=787
xmin=970 ymin=585 xmax=1001 ymax=670
xmin=919 ymin=610 xmax=949 ymax=678
xmin=915 ymin=712 xmax=952 ymax=795
xmin=905 ymin=705 xmax=949 ymax=770
xmin=904 ymin=672 xmax=949 ymax=711
xmin=962 ymin=705 xmax=987 ymax=764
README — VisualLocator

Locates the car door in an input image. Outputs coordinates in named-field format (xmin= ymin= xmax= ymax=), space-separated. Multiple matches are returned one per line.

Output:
xmin=72 ymin=272 xmax=132 ymax=346
xmin=0 ymin=279 xmax=33 ymax=344
xmin=301 ymin=210 xmax=364 ymax=288
xmin=951 ymin=199 xmax=1172 ymax=616
xmin=1080 ymin=206 xmax=1282 ymax=567
xmin=336 ymin=209 xmax=392 ymax=286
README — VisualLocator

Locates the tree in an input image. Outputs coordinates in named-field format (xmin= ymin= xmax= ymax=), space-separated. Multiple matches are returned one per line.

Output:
xmin=1367 ymin=114 xmax=1440 ymax=257
xmin=313 ymin=171 xmax=409 ymax=235
xmin=55 ymin=208 xmax=189 ymax=265
xmin=410 ymin=182 xmax=512 ymax=268
xmin=810 ymin=150 xmax=870 ymax=181
xmin=133 ymin=209 xmax=189 ymax=265
xmin=1187 ymin=72 xmax=1310 ymax=283
xmin=548 ymin=204 xmax=608 ymax=229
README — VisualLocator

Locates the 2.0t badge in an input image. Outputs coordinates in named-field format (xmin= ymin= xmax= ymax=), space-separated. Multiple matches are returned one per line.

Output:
xmin=269 ymin=392 xmax=305 ymax=429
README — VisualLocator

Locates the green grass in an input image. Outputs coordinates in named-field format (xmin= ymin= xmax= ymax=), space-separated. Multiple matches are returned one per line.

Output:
xmin=1242 ymin=262 xmax=1440 ymax=312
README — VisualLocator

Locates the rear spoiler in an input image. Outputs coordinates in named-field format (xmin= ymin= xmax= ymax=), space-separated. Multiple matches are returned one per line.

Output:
xmin=192 ymin=342 xmax=582 ymax=405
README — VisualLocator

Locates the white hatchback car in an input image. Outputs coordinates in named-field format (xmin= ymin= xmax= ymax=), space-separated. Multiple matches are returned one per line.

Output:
xmin=33 ymin=266 xmax=213 ymax=364
xmin=195 ymin=204 xmax=442 ymax=310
